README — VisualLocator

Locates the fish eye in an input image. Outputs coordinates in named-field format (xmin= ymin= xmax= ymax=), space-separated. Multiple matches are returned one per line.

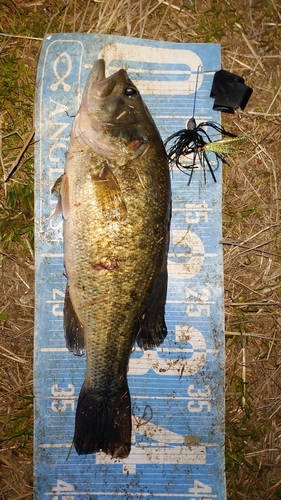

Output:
xmin=124 ymin=87 xmax=138 ymax=98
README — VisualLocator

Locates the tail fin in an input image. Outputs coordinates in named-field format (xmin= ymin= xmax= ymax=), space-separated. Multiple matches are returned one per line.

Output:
xmin=74 ymin=381 xmax=131 ymax=458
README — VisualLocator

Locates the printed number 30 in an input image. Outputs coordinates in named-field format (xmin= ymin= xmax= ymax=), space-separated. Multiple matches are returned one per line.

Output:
xmin=51 ymin=384 xmax=75 ymax=413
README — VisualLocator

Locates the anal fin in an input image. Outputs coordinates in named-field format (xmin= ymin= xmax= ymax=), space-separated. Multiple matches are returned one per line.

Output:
xmin=64 ymin=284 xmax=85 ymax=356
xmin=136 ymin=267 xmax=168 ymax=350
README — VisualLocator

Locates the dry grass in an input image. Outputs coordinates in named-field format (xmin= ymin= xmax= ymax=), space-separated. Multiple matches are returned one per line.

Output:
xmin=1 ymin=0 xmax=281 ymax=498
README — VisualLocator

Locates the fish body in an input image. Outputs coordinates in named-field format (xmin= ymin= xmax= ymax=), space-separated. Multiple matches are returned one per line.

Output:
xmin=59 ymin=60 xmax=171 ymax=458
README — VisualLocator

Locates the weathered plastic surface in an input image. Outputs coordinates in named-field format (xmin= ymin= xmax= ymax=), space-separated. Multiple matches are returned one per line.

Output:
xmin=34 ymin=34 xmax=225 ymax=500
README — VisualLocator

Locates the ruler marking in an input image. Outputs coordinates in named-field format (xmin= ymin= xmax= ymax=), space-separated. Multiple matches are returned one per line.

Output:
xmin=34 ymin=35 xmax=225 ymax=500
xmin=41 ymin=253 xmax=64 ymax=258
xmin=44 ymin=493 xmax=217 ymax=498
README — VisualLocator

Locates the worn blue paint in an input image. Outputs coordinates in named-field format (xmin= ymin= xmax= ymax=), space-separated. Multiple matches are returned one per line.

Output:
xmin=34 ymin=34 xmax=225 ymax=500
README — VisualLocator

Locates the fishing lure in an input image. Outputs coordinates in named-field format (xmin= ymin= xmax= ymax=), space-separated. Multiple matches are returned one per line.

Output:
xmin=164 ymin=118 xmax=245 ymax=184
xmin=164 ymin=68 xmax=250 ymax=184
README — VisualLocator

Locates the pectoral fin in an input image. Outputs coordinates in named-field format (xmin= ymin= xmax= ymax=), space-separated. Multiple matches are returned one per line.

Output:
xmin=52 ymin=174 xmax=71 ymax=219
xmin=51 ymin=175 xmax=63 ymax=219
xmin=60 ymin=174 xmax=70 ymax=220
xmin=136 ymin=268 xmax=168 ymax=350
xmin=91 ymin=162 xmax=127 ymax=221
xmin=64 ymin=284 xmax=85 ymax=356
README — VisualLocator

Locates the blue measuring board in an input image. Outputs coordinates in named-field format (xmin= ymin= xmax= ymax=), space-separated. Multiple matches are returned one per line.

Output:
xmin=34 ymin=34 xmax=225 ymax=500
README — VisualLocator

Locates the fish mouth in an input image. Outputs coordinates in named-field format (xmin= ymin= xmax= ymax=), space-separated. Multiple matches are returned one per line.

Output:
xmin=89 ymin=59 xmax=127 ymax=98
xmin=91 ymin=59 xmax=106 ymax=83
xmin=73 ymin=59 xmax=148 ymax=157
xmin=88 ymin=60 xmax=143 ymax=129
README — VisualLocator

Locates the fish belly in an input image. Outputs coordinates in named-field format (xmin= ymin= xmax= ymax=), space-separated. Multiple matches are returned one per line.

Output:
xmin=63 ymin=149 xmax=170 ymax=458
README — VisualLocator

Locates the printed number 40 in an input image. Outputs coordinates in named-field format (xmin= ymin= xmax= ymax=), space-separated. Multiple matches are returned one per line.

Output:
xmin=189 ymin=480 xmax=212 ymax=495
xmin=52 ymin=479 xmax=74 ymax=499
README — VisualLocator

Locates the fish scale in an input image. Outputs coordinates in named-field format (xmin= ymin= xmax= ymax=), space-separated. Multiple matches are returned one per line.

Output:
xmin=59 ymin=59 xmax=171 ymax=458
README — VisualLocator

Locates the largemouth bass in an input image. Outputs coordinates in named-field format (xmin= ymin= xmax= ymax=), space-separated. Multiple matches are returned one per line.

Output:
xmin=58 ymin=59 xmax=171 ymax=458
